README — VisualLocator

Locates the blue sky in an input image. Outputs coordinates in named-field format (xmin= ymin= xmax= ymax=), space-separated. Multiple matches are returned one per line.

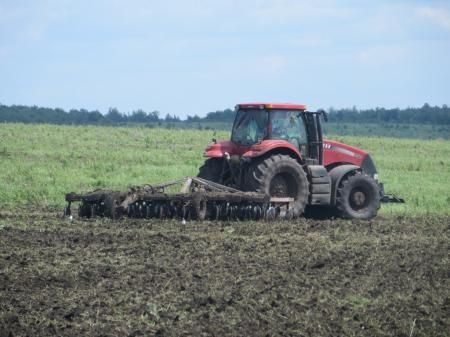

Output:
xmin=0 ymin=0 xmax=449 ymax=118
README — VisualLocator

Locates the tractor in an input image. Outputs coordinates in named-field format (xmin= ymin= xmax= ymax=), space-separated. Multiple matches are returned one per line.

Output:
xmin=65 ymin=102 xmax=402 ymax=221
xmin=198 ymin=102 xmax=386 ymax=219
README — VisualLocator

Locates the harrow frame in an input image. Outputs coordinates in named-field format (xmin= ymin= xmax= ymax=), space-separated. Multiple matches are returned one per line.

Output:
xmin=64 ymin=177 xmax=294 ymax=221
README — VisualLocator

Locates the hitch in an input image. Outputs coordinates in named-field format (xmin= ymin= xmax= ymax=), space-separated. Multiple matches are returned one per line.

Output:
xmin=381 ymin=195 xmax=405 ymax=203
xmin=379 ymin=182 xmax=405 ymax=203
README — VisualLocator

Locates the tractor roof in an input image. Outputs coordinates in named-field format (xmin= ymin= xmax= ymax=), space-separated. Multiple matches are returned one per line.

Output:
xmin=237 ymin=102 xmax=307 ymax=110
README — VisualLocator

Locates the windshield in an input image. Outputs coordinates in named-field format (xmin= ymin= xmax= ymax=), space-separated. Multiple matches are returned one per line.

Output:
xmin=270 ymin=110 xmax=307 ymax=147
xmin=231 ymin=109 xmax=268 ymax=145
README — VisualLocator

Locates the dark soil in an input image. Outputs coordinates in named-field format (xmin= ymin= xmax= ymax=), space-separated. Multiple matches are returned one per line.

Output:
xmin=0 ymin=213 xmax=449 ymax=337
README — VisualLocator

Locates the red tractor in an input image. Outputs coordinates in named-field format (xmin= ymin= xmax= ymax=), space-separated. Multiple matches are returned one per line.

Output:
xmin=198 ymin=102 xmax=389 ymax=219
xmin=65 ymin=102 xmax=403 ymax=221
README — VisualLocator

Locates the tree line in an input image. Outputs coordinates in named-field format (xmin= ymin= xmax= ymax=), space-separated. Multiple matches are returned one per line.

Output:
xmin=0 ymin=103 xmax=449 ymax=126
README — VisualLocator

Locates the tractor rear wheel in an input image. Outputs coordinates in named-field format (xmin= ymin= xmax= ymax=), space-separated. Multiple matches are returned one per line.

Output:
xmin=246 ymin=154 xmax=309 ymax=217
xmin=336 ymin=172 xmax=380 ymax=219
xmin=197 ymin=158 xmax=224 ymax=183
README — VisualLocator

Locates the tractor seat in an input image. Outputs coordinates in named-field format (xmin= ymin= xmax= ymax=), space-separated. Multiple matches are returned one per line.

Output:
xmin=288 ymin=137 xmax=300 ymax=149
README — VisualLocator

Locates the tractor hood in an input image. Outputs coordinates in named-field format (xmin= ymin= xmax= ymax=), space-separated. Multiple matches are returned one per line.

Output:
xmin=323 ymin=139 xmax=368 ymax=167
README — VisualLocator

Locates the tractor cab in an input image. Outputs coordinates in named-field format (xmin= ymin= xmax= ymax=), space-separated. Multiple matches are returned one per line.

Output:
xmin=232 ymin=104 xmax=307 ymax=147
xmin=230 ymin=103 xmax=326 ymax=165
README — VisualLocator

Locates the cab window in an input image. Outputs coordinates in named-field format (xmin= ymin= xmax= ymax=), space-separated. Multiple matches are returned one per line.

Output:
xmin=270 ymin=110 xmax=307 ymax=149
xmin=231 ymin=109 xmax=268 ymax=145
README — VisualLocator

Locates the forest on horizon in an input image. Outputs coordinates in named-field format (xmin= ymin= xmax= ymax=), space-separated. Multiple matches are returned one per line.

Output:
xmin=0 ymin=103 xmax=449 ymax=126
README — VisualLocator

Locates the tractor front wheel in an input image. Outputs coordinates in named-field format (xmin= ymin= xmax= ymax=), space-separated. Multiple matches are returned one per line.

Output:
xmin=197 ymin=158 xmax=224 ymax=184
xmin=336 ymin=172 xmax=380 ymax=219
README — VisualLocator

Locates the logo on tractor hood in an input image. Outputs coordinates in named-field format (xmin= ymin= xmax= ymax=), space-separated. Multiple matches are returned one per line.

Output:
xmin=323 ymin=143 xmax=362 ymax=158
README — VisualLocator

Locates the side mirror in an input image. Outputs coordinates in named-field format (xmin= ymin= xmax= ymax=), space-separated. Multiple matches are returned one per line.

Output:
xmin=318 ymin=109 xmax=328 ymax=122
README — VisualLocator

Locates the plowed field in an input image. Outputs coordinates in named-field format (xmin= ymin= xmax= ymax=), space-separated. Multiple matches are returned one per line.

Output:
xmin=1 ymin=212 xmax=448 ymax=337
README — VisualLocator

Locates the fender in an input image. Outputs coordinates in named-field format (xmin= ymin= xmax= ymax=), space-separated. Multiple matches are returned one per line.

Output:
xmin=204 ymin=139 xmax=303 ymax=161
xmin=203 ymin=140 xmax=238 ymax=158
xmin=328 ymin=164 xmax=361 ymax=205
xmin=241 ymin=140 xmax=302 ymax=160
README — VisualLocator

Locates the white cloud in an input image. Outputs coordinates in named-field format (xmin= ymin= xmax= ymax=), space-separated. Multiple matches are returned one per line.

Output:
xmin=290 ymin=35 xmax=331 ymax=48
xmin=0 ymin=1 xmax=71 ymax=43
xmin=416 ymin=6 xmax=450 ymax=30
xmin=0 ymin=46 xmax=9 ymax=60
xmin=363 ymin=4 xmax=413 ymax=36
xmin=211 ymin=54 xmax=288 ymax=80
xmin=103 ymin=0 xmax=353 ymax=23
xmin=251 ymin=0 xmax=354 ymax=23
xmin=356 ymin=45 xmax=409 ymax=66
xmin=251 ymin=55 xmax=288 ymax=75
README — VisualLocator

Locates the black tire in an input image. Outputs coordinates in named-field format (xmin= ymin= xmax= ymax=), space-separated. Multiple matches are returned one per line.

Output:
xmin=197 ymin=158 xmax=224 ymax=183
xmin=336 ymin=172 xmax=380 ymax=219
xmin=246 ymin=154 xmax=309 ymax=217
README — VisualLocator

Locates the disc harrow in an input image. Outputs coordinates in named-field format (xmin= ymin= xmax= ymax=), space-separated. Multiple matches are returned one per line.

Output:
xmin=64 ymin=177 xmax=294 ymax=221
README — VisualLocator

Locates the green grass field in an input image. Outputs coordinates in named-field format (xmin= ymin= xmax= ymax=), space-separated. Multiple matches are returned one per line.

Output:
xmin=1 ymin=123 xmax=449 ymax=215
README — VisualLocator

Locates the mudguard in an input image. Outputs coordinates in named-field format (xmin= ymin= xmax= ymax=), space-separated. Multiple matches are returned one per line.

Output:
xmin=204 ymin=139 xmax=303 ymax=161
xmin=328 ymin=164 xmax=360 ymax=205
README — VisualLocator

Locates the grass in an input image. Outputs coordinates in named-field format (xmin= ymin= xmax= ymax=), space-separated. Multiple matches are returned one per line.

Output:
xmin=322 ymin=122 xmax=450 ymax=140
xmin=0 ymin=123 xmax=449 ymax=215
